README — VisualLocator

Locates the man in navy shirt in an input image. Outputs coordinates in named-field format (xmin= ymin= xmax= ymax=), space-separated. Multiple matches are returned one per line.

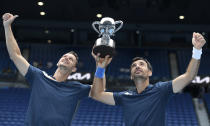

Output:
xmin=91 ymin=32 xmax=206 ymax=126
xmin=2 ymin=13 xmax=106 ymax=126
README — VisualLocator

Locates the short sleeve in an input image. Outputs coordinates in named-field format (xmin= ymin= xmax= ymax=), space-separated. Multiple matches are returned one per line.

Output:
xmin=24 ymin=65 xmax=42 ymax=87
xmin=78 ymin=84 xmax=91 ymax=99
xmin=113 ymin=92 xmax=124 ymax=106
xmin=156 ymin=81 xmax=174 ymax=96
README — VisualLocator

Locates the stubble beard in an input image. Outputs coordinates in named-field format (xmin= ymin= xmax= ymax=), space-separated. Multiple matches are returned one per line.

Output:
xmin=58 ymin=64 xmax=70 ymax=72
xmin=134 ymin=74 xmax=147 ymax=81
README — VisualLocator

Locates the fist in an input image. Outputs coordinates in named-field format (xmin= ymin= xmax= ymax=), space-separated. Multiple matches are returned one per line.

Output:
xmin=2 ymin=13 xmax=19 ymax=27
xmin=92 ymin=51 xmax=112 ymax=68
xmin=97 ymin=55 xmax=112 ymax=68
xmin=192 ymin=32 xmax=206 ymax=50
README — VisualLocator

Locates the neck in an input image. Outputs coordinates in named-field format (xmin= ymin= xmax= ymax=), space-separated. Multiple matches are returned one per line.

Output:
xmin=134 ymin=77 xmax=149 ymax=93
xmin=53 ymin=66 xmax=71 ymax=82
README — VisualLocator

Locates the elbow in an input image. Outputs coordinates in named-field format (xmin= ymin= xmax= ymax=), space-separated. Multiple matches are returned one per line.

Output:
xmin=173 ymin=89 xmax=180 ymax=93
xmin=90 ymin=90 xmax=96 ymax=99
xmin=90 ymin=88 xmax=98 ymax=99
xmin=9 ymin=53 xmax=18 ymax=61
xmin=90 ymin=89 xmax=102 ymax=100
xmin=8 ymin=49 xmax=22 ymax=61
xmin=90 ymin=93 xmax=98 ymax=100
xmin=9 ymin=54 xmax=16 ymax=61
xmin=189 ymin=75 xmax=196 ymax=82
xmin=185 ymin=72 xmax=196 ymax=82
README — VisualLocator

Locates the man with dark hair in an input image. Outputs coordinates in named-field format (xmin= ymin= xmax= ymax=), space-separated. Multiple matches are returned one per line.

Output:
xmin=67 ymin=51 xmax=79 ymax=66
xmin=91 ymin=32 xmax=206 ymax=126
xmin=2 ymin=13 xmax=105 ymax=126
xmin=130 ymin=57 xmax=153 ymax=72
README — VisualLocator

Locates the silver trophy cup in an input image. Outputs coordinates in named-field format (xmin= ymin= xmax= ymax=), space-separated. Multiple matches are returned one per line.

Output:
xmin=92 ymin=17 xmax=123 ymax=58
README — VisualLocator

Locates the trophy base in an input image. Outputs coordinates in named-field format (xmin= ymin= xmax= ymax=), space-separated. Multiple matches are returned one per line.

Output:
xmin=93 ymin=45 xmax=115 ymax=58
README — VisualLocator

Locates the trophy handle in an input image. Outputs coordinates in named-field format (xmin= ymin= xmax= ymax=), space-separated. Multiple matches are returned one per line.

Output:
xmin=92 ymin=21 xmax=100 ymax=35
xmin=114 ymin=20 xmax=123 ymax=33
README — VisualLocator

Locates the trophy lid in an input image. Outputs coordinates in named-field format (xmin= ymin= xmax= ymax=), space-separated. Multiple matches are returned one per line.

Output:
xmin=100 ymin=17 xmax=115 ymax=25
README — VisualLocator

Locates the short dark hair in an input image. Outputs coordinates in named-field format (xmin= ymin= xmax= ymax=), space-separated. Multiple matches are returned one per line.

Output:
xmin=67 ymin=51 xmax=79 ymax=66
xmin=130 ymin=57 xmax=153 ymax=72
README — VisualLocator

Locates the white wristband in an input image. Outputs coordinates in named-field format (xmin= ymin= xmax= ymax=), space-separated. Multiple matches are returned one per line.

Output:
xmin=192 ymin=47 xmax=202 ymax=60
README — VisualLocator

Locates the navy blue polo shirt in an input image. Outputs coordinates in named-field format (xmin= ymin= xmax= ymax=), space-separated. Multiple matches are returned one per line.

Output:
xmin=24 ymin=65 xmax=91 ymax=126
xmin=114 ymin=81 xmax=174 ymax=126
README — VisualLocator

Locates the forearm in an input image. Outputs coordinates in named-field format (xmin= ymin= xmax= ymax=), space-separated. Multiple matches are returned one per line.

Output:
xmin=4 ymin=25 xmax=22 ymax=59
xmin=102 ymin=74 xmax=106 ymax=91
xmin=91 ymin=76 xmax=104 ymax=98
xmin=95 ymin=64 xmax=106 ymax=91
xmin=185 ymin=58 xmax=200 ymax=80
xmin=173 ymin=49 xmax=201 ymax=93
xmin=91 ymin=65 xmax=106 ymax=97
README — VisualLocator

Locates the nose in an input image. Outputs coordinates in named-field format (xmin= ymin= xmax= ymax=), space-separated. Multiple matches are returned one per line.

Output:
xmin=64 ymin=57 xmax=69 ymax=62
xmin=135 ymin=64 xmax=141 ymax=69
xmin=136 ymin=64 xmax=140 ymax=68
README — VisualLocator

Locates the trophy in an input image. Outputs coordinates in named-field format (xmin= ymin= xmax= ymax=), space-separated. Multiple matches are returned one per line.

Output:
xmin=92 ymin=17 xmax=123 ymax=58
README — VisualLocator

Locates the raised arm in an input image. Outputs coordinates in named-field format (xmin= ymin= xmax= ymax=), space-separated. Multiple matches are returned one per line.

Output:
xmin=2 ymin=13 xmax=30 ymax=76
xmin=89 ymin=51 xmax=106 ymax=96
xmin=90 ymin=53 xmax=115 ymax=105
xmin=172 ymin=32 xmax=206 ymax=93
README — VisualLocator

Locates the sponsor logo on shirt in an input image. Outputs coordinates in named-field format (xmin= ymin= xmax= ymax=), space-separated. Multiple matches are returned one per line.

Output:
xmin=124 ymin=92 xmax=132 ymax=95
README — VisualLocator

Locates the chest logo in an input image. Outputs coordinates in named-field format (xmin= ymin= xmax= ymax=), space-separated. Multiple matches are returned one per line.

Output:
xmin=124 ymin=92 xmax=132 ymax=95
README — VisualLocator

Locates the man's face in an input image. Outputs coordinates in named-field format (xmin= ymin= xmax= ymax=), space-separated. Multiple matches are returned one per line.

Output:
xmin=130 ymin=60 xmax=152 ymax=80
xmin=57 ymin=53 xmax=77 ymax=71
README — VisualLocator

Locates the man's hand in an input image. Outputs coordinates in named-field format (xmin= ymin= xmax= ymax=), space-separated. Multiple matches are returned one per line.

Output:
xmin=192 ymin=32 xmax=206 ymax=50
xmin=2 ymin=13 xmax=18 ymax=27
xmin=91 ymin=49 xmax=112 ymax=68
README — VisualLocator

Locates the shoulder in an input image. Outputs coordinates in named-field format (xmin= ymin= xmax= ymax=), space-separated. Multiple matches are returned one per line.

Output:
xmin=154 ymin=81 xmax=172 ymax=88
xmin=67 ymin=81 xmax=91 ymax=88
xmin=113 ymin=90 xmax=135 ymax=106
xmin=25 ymin=65 xmax=43 ymax=78
xmin=67 ymin=81 xmax=83 ymax=85
xmin=153 ymin=81 xmax=174 ymax=95
xmin=30 ymin=65 xmax=42 ymax=72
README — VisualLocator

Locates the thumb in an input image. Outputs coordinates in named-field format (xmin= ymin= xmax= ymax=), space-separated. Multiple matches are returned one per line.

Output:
xmin=193 ymin=32 xmax=195 ymax=38
xmin=13 ymin=15 xmax=19 ymax=19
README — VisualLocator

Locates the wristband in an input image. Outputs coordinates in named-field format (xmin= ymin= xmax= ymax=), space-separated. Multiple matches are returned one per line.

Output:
xmin=192 ymin=47 xmax=202 ymax=60
xmin=95 ymin=67 xmax=105 ymax=78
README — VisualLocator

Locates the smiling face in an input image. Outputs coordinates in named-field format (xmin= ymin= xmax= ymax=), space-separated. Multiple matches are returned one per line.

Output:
xmin=130 ymin=58 xmax=152 ymax=80
xmin=57 ymin=52 xmax=78 ymax=72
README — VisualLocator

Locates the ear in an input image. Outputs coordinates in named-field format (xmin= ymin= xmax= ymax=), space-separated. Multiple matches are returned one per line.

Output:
xmin=148 ymin=70 xmax=152 ymax=77
xmin=72 ymin=67 xmax=77 ymax=73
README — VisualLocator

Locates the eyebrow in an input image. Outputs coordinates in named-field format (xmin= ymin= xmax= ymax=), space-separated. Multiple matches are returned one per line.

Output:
xmin=68 ymin=55 xmax=77 ymax=61
xmin=139 ymin=61 xmax=145 ymax=64
xmin=132 ymin=61 xmax=145 ymax=66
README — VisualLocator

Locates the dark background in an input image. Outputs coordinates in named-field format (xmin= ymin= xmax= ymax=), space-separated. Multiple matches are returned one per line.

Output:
xmin=0 ymin=0 xmax=209 ymax=48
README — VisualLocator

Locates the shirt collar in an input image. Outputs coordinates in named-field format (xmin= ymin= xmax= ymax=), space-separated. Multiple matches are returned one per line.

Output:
xmin=135 ymin=84 xmax=153 ymax=94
